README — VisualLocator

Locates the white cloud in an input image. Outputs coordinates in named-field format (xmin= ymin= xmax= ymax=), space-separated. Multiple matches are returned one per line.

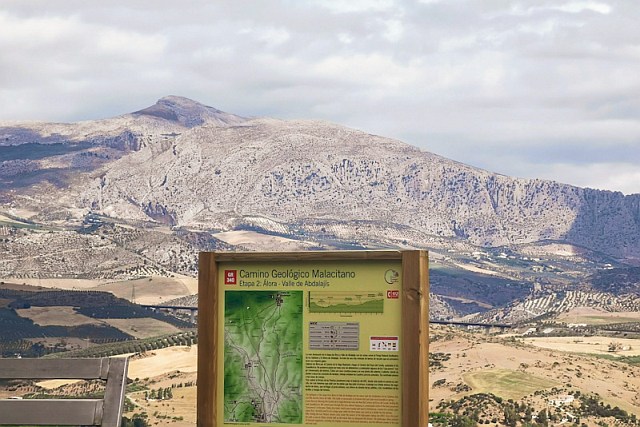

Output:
xmin=0 ymin=11 xmax=166 ymax=59
xmin=95 ymin=28 xmax=166 ymax=59
xmin=553 ymin=1 xmax=612 ymax=15
xmin=313 ymin=53 xmax=421 ymax=89
xmin=239 ymin=26 xmax=291 ymax=48
xmin=535 ymin=163 xmax=640 ymax=195
xmin=511 ymin=1 xmax=612 ymax=16
xmin=338 ymin=33 xmax=354 ymax=44
xmin=0 ymin=11 xmax=76 ymax=44
xmin=382 ymin=18 xmax=404 ymax=42
xmin=310 ymin=0 xmax=396 ymax=14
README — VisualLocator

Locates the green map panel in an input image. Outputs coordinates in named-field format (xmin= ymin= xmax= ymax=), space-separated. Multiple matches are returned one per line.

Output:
xmin=224 ymin=291 xmax=303 ymax=424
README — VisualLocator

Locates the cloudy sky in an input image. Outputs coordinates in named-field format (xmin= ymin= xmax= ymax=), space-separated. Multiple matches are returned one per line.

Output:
xmin=1 ymin=0 xmax=639 ymax=194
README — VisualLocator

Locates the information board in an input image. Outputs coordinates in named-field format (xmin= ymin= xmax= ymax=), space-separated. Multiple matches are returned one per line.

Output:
xmin=198 ymin=251 xmax=428 ymax=427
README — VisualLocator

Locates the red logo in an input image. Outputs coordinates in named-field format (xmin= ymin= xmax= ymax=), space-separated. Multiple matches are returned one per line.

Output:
xmin=387 ymin=290 xmax=399 ymax=299
xmin=224 ymin=270 xmax=237 ymax=285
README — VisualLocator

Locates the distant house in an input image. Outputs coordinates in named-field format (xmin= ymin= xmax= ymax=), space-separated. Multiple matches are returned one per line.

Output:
xmin=548 ymin=395 xmax=575 ymax=406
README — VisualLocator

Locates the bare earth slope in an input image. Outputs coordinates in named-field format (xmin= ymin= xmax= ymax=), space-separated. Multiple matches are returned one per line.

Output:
xmin=74 ymin=114 xmax=640 ymax=260
xmin=2 ymin=96 xmax=639 ymax=261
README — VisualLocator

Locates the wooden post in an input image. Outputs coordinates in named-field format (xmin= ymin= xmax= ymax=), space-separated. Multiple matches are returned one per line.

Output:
xmin=401 ymin=250 xmax=429 ymax=427
xmin=102 ymin=357 xmax=129 ymax=427
xmin=198 ymin=252 xmax=219 ymax=427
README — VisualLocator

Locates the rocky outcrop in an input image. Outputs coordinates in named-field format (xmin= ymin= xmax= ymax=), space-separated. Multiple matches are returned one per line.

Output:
xmin=131 ymin=95 xmax=247 ymax=128
xmin=79 ymin=117 xmax=640 ymax=260
xmin=1 ymin=97 xmax=639 ymax=262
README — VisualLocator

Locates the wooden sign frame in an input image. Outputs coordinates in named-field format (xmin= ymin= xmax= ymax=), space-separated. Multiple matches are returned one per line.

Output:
xmin=198 ymin=250 xmax=428 ymax=427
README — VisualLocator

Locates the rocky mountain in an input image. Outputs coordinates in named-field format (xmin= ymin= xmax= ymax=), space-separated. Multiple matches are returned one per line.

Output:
xmin=80 ymin=119 xmax=639 ymax=257
xmin=131 ymin=95 xmax=247 ymax=128
xmin=1 ymin=96 xmax=639 ymax=318
xmin=3 ymin=96 xmax=639 ymax=258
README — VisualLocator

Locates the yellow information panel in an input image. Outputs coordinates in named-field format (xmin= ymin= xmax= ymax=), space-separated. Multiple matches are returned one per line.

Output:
xmin=216 ymin=259 xmax=403 ymax=427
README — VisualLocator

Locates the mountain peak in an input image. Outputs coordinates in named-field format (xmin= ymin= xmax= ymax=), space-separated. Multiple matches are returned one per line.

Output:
xmin=131 ymin=95 xmax=246 ymax=128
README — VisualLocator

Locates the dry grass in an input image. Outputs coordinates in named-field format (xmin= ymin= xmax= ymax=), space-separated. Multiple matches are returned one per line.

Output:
xmin=1 ymin=275 xmax=197 ymax=304
xmin=463 ymin=369 xmax=557 ymax=400
xmin=37 ymin=379 xmax=81 ymax=389
xmin=429 ymin=327 xmax=640 ymax=416
xmin=129 ymin=383 xmax=197 ymax=426
xmin=523 ymin=336 xmax=640 ymax=356
xmin=130 ymin=384 xmax=197 ymax=426
xmin=0 ymin=213 xmax=31 ymax=225
xmin=94 ymin=276 xmax=194 ymax=305
xmin=213 ymin=230 xmax=317 ymax=251
xmin=451 ymin=262 xmax=505 ymax=277
xmin=102 ymin=318 xmax=180 ymax=339
xmin=128 ymin=345 xmax=198 ymax=380
xmin=3 ymin=277 xmax=110 ymax=289
xmin=16 ymin=306 xmax=102 ymax=326
xmin=556 ymin=307 xmax=640 ymax=325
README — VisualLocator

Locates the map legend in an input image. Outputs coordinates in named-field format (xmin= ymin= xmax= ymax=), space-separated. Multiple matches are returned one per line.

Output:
xmin=309 ymin=322 xmax=360 ymax=350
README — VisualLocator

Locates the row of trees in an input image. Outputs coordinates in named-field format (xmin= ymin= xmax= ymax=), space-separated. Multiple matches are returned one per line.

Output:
xmin=47 ymin=330 xmax=197 ymax=359
xmin=144 ymin=387 xmax=173 ymax=400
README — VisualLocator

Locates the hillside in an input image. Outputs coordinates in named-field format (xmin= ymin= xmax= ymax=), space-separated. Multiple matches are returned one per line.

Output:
xmin=78 ymin=117 xmax=640 ymax=259
xmin=1 ymin=98 xmax=639 ymax=425
xmin=0 ymin=283 xmax=191 ymax=357
xmin=1 ymin=96 xmax=640 ymax=319
xmin=1 ymin=96 xmax=639 ymax=260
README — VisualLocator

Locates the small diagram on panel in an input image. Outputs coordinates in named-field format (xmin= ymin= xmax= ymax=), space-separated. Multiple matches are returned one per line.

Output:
xmin=370 ymin=336 xmax=399 ymax=352
xmin=308 ymin=291 xmax=384 ymax=314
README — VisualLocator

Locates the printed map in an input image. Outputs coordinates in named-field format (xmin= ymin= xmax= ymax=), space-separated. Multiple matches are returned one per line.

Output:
xmin=224 ymin=291 xmax=303 ymax=423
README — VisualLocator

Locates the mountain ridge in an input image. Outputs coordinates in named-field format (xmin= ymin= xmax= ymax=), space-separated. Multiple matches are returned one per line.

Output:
xmin=1 ymin=96 xmax=639 ymax=263
xmin=2 ymin=96 xmax=640 ymax=322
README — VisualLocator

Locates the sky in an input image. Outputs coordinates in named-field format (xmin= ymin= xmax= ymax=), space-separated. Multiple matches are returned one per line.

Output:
xmin=1 ymin=0 xmax=639 ymax=194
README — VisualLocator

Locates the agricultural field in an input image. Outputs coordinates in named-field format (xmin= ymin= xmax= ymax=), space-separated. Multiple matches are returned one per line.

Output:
xmin=16 ymin=306 xmax=102 ymax=327
xmin=0 ymin=213 xmax=39 ymax=229
xmin=523 ymin=336 xmax=640 ymax=357
xmin=127 ymin=369 xmax=197 ymax=426
xmin=3 ymin=277 xmax=111 ymax=290
xmin=0 ymin=283 xmax=193 ymax=358
xmin=125 ymin=326 xmax=640 ymax=425
xmin=2 ymin=324 xmax=640 ymax=426
xmin=94 ymin=275 xmax=197 ymax=305
xmin=101 ymin=318 xmax=181 ymax=339
xmin=462 ymin=369 xmax=558 ymax=400
xmin=429 ymin=326 xmax=640 ymax=421
xmin=128 ymin=345 xmax=198 ymax=379
xmin=3 ymin=275 xmax=197 ymax=304
xmin=213 ymin=230 xmax=318 ymax=251
xmin=556 ymin=307 xmax=640 ymax=325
